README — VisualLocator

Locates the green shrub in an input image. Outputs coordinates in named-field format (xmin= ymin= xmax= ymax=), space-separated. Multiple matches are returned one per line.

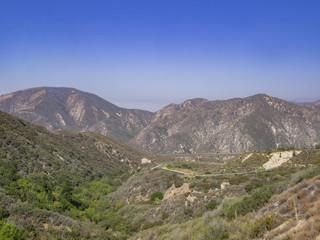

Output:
xmin=245 ymin=182 xmax=263 ymax=193
xmin=184 ymin=208 xmax=193 ymax=216
xmin=161 ymin=211 xmax=169 ymax=219
xmin=249 ymin=212 xmax=278 ymax=238
xmin=0 ymin=219 xmax=25 ymax=240
xmin=206 ymin=199 xmax=218 ymax=210
xmin=225 ymin=185 xmax=276 ymax=219
xmin=166 ymin=174 xmax=183 ymax=189
xmin=150 ymin=191 xmax=163 ymax=201
xmin=199 ymin=219 xmax=229 ymax=240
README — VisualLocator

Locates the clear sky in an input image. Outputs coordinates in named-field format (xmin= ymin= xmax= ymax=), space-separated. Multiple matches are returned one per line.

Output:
xmin=1 ymin=0 xmax=320 ymax=111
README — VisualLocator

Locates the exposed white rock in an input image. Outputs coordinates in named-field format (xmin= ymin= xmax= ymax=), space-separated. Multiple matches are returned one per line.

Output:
xmin=101 ymin=110 xmax=110 ymax=118
xmin=186 ymin=194 xmax=197 ymax=203
xmin=55 ymin=112 xmax=66 ymax=126
xmin=141 ymin=158 xmax=151 ymax=164
xmin=164 ymin=183 xmax=190 ymax=200
xmin=221 ymin=182 xmax=230 ymax=190
xmin=263 ymin=150 xmax=301 ymax=169
xmin=241 ymin=153 xmax=253 ymax=163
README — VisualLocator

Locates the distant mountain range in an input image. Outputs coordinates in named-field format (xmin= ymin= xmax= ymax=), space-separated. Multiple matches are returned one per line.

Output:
xmin=1 ymin=87 xmax=320 ymax=153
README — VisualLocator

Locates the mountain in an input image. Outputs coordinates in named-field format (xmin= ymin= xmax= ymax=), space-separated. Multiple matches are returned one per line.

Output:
xmin=1 ymin=88 xmax=320 ymax=154
xmin=0 ymin=87 xmax=154 ymax=142
xmin=133 ymin=94 xmax=320 ymax=153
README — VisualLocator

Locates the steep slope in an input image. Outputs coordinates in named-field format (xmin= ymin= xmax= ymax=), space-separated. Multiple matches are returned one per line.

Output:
xmin=0 ymin=87 xmax=154 ymax=142
xmin=133 ymin=94 xmax=320 ymax=153
xmin=0 ymin=111 xmax=156 ymax=239
xmin=0 ymin=110 xmax=156 ymax=178
xmin=131 ymin=164 xmax=320 ymax=240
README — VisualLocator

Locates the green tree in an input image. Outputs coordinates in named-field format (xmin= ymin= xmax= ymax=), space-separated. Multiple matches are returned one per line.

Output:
xmin=0 ymin=219 xmax=25 ymax=240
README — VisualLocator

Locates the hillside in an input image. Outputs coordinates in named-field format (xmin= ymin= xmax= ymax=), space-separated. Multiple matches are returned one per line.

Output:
xmin=0 ymin=111 xmax=156 ymax=239
xmin=0 ymin=87 xmax=154 ymax=142
xmin=1 ymin=111 xmax=320 ymax=239
xmin=133 ymin=94 xmax=320 ymax=153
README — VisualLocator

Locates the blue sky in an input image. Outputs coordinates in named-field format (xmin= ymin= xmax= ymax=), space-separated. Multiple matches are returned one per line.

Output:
xmin=1 ymin=0 xmax=320 ymax=111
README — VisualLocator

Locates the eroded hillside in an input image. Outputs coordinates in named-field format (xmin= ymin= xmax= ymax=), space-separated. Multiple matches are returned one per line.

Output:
xmin=133 ymin=94 xmax=320 ymax=153
xmin=0 ymin=87 xmax=154 ymax=142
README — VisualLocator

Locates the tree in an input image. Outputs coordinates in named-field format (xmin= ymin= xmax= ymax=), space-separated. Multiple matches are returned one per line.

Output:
xmin=0 ymin=219 xmax=25 ymax=240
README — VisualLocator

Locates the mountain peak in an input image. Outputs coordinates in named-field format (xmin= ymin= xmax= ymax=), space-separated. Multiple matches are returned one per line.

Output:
xmin=0 ymin=87 xmax=154 ymax=142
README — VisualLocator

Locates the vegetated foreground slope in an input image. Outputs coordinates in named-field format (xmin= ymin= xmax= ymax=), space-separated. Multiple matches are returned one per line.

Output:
xmin=0 ymin=87 xmax=154 ymax=142
xmin=0 ymin=111 xmax=156 ymax=239
xmin=105 ymin=147 xmax=320 ymax=240
xmin=133 ymin=94 xmax=320 ymax=153
xmin=1 ymin=111 xmax=320 ymax=239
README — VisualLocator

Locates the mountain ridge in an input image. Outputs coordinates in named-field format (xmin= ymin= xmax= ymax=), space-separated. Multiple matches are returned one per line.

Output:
xmin=133 ymin=94 xmax=320 ymax=153
xmin=1 ymin=87 xmax=320 ymax=154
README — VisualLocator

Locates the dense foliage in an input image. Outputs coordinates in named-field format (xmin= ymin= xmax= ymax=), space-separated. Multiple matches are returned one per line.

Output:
xmin=0 ymin=111 xmax=147 ymax=239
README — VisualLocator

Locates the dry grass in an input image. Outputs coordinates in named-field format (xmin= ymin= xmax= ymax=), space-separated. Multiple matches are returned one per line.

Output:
xmin=264 ymin=175 xmax=320 ymax=239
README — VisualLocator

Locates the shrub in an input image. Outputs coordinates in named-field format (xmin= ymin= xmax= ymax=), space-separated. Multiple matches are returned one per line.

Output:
xmin=225 ymin=185 xmax=276 ymax=219
xmin=183 ymin=208 xmax=193 ymax=216
xmin=166 ymin=174 xmax=183 ymax=189
xmin=150 ymin=191 xmax=163 ymax=201
xmin=161 ymin=211 xmax=169 ymax=219
xmin=245 ymin=182 xmax=263 ymax=193
xmin=206 ymin=199 xmax=218 ymax=210
xmin=198 ymin=219 xmax=229 ymax=240
xmin=249 ymin=212 xmax=278 ymax=238
xmin=0 ymin=219 xmax=25 ymax=240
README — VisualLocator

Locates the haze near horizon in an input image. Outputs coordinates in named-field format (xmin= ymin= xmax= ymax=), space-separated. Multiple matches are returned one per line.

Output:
xmin=1 ymin=0 xmax=319 ymax=111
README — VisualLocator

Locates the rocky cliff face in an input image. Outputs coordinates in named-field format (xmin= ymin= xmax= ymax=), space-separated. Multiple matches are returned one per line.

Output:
xmin=132 ymin=94 xmax=320 ymax=153
xmin=0 ymin=87 xmax=154 ymax=142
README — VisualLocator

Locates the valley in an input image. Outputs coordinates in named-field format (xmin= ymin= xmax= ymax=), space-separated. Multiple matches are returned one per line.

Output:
xmin=3 ymin=0 xmax=320 ymax=239
xmin=1 ymin=89 xmax=320 ymax=239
